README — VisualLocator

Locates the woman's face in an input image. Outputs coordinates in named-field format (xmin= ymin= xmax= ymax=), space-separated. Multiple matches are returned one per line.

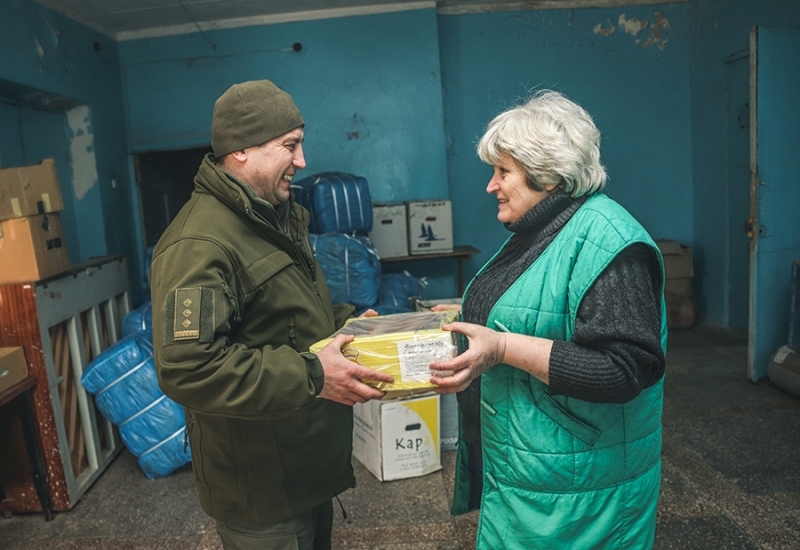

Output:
xmin=486 ymin=154 xmax=555 ymax=224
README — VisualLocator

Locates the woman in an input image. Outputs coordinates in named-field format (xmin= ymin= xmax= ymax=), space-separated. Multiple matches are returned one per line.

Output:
xmin=430 ymin=90 xmax=667 ymax=549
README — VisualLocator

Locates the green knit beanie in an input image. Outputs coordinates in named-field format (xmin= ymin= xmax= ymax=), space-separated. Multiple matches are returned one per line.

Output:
xmin=211 ymin=80 xmax=305 ymax=158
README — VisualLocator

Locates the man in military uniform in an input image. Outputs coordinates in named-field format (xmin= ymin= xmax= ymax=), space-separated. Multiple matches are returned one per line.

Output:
xmin=149 ymin=80 xmax=393 ymax=550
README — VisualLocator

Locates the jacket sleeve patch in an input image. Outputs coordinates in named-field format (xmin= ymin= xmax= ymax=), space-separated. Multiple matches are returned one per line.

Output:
xmin=164 ymin=287 xmax=215 ymax=345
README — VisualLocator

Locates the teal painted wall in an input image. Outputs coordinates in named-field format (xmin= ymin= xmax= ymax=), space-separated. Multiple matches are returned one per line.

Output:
xmin=689 ymin=0 xmax=800 ymax=327
xmin=0 ymin=0 xmax=141 ymax=294
xmin=118 ymin=9 xmax=449 ymax=203
xmin=118 ymin=8 xmax=452 ymax=296
xmin=438 ymin=5 xmax=692 ymax=295
xmin=3 ymin=1 xmax=799 ymax=321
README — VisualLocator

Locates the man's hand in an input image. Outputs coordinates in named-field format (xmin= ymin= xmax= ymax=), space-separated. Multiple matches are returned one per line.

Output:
xmin=316 ymin=333 xmax=395 ymax=406
xmin=428 ymin=321 xmax=505 ymax=393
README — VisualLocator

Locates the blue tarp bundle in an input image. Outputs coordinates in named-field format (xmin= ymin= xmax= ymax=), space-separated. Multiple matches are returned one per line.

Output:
xmin=138 ymin=428 xmax=192 ymax=480
xmin=308 ymin=172 xmax=372 ymax=234
xmin=290 ymin=176 xmax=319 ymax=233
xmin=81 ymin=328 xmax=191 ymax=479
xmin=122 ymin=301 xmax=152 ymax=337
xmin=313 ymin=233 xmax=380 ymax=308
xmin=377 ymin=272 xmax=421 ymax=312
xmin=93 ymin=354 xmax=162 ymax=425
xmin=81 ymin=332 xmax=153 ymax=401
xmin=370 ymin=303 xmax=414 ymax=315
xmin=119 ymin=394 xmax=185 ymax=456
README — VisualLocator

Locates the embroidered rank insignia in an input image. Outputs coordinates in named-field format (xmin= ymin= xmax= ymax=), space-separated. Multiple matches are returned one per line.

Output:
xmin=173 ymin=288 xmax=202 ymax=340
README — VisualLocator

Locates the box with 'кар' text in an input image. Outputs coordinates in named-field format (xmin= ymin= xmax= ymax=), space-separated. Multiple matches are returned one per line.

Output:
xmin=352 ymin=392 xmax=441 ymax=481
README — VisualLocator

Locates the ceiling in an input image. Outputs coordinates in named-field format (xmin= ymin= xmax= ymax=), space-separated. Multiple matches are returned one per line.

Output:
xmin=33 ymin=0 xmax=666 ymax=41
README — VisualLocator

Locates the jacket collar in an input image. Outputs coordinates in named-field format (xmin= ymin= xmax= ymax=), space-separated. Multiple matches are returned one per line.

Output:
xmin=194 ymin=153 xmax=291 ymax=232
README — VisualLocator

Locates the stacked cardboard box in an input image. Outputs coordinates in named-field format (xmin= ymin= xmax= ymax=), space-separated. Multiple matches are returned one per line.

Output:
xmin=369 ymin=203 xmax=408 ymax=259
xmin=407 ymin=200 xmax=453 ymax=255
xmin=369 ymin=200 xmax=455 ymax=258
xmin=0 ymin=159 xmax=71 ymax=284
xmin=352 ymin=391 xmax=442 ymax=481
xmin=656 ymin=240 xmax=696 ymax=330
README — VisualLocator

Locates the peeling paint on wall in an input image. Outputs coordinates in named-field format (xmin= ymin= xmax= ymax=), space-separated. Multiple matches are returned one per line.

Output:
xmin=593 ymin=19 xmax=616 ymax=37
xmin=594 ymin=12 xmax=671 ymax=50
xmin=67 ymin=106 xmax=99 ymax=200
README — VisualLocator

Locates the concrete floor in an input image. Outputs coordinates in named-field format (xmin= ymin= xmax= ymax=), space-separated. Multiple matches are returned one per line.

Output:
xmin=2 ymin=325 xmax=800 ymax=549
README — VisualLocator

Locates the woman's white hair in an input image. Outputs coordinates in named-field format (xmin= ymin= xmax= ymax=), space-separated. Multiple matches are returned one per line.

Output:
xmin=477 ymin=90 xmax=607 ymax=197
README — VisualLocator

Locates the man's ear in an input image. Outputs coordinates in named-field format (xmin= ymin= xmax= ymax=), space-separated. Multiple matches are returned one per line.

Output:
xmin=229 ymin=149 xmax=248 ymax=162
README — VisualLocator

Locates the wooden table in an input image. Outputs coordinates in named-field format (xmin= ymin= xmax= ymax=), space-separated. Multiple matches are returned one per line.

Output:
xmin=0 ymin=376 xmax=54 ymax=521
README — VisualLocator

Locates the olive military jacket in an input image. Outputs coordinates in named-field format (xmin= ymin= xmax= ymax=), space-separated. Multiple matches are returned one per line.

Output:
xmin=150 ymin=154 xmax=356 ymax=527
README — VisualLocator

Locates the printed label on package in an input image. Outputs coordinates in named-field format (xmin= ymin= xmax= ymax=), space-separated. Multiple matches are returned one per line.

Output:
xmin=396 ymin=335 xmax=454 ymax=382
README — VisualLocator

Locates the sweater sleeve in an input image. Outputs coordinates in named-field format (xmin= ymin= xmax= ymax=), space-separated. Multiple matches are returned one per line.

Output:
xmin=548 ymin=243 xmax=665 ymax=403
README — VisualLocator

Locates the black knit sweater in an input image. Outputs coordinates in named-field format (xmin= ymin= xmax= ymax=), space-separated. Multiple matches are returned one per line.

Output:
xmin=457 ymin=190 xmax=665 ymax=509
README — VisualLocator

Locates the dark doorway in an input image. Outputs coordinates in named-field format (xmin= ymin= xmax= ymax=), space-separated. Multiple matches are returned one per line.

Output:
xmin=136 ymin=146 xmax=210 ymax=248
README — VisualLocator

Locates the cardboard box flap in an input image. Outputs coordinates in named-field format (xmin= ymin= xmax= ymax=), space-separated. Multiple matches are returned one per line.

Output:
xmin=0 ymin=158 xmax=65 ymax=221
xmin=656 ymin=239 xmax=683 ymax=256
xmin=656 ymin=240 xmax=694 ymax=279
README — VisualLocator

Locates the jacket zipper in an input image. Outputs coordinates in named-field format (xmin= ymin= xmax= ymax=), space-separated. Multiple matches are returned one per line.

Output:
xmin=222 ymin=283 xmax=241 ymax=323
xmin=288 ymin=315 xmax=299 ymax=351
xmin=184 ymin=414 xmax=194 ymax=453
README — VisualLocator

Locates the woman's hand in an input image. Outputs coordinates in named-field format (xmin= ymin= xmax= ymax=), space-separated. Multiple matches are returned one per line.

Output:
xmin=430 ymin=303 xmax=462 ymax=312
xmin=428 ymin=321 xmax=506 ymax=393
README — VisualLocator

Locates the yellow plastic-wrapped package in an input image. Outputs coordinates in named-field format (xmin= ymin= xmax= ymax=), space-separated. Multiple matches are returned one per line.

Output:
xmin=309 ymin=310 xmax=461 ymax=392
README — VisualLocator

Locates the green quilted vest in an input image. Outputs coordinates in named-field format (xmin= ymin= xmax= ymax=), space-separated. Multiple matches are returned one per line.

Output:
xmin=454 ymin=194 xmax=668 ymax=549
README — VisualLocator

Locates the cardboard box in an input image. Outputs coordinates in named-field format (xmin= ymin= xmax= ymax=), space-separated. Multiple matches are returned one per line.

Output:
xmin=353 ymin=392 xmax=442 ymax=481
xmin=309 ymin=311 xmax=460 ymax=392
xmin=369 ymin=204 xmax=409 ymax=259
xmin=0 ymin=347 xmax=29 ymax=393
xmin=656 ymin=240 xmax=694 ymax=297
xmin=407 ymin=200 xmax=453 ymax=255
xmin=665 ymin=277 xmax=693 ymax=297
xmin=0 ymin=159 xmax=64 ymax=221
xmin=656 ymin=240 xmax=694 ymax=278
xmin=0 ymin=213 xmax=71 ymax=284
xmin=440 ymin=392 xmax=459 ymax=451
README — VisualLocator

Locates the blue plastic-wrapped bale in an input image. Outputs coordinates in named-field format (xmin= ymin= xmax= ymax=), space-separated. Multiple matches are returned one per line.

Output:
xmin=93 ymin=355 xmax=162 ymax=425
xmin=377 ymin=272 xmax=421 ymax=311
xmin=122 ymin=301 xmax=152 ymax=336
xmin=370 ymin=304 xmax=413 ymax=315
xmin=314 ymin=233 xmax=380 ymax=308
xmin=82 ymin=331 xmax=153 ymax=395
xmin=310 ymin=172 xmax=372 ymax=234
xmin=137 ymin=426 xmax=192 ymax=479
xmin=290 ymin=175 xmax=319 ymax=233
xmin=119 ymin=394 xmax=186 ymax=457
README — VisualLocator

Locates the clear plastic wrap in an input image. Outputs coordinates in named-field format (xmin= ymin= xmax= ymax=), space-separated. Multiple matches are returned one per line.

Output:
xmin=310 ymin=310 xmax=461 ymax=391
